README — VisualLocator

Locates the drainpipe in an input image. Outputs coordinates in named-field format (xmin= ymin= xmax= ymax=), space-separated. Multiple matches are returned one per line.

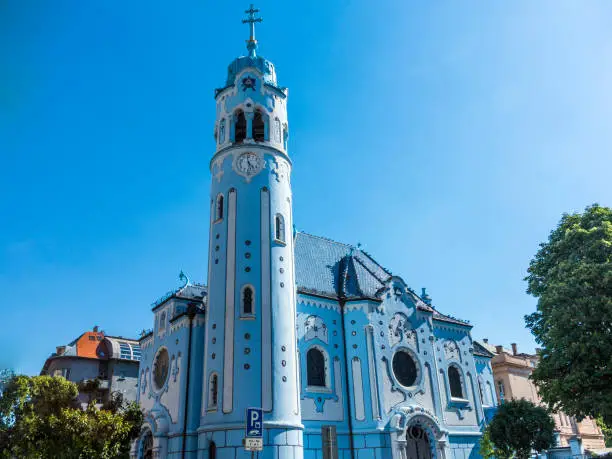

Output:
xmin=181 ymin=303 xmax=197 ymax=459
xmin=339 ymin=297 xmax=355 ymax=459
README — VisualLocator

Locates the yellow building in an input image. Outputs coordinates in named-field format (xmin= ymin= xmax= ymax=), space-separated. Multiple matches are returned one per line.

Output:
xmin=478 ymin=340 xmax=605 ymax=451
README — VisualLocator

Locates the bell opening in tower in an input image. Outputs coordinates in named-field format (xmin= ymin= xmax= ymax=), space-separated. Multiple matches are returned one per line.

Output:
xmin=253 ymin=109 xmax=265 ymax=142
xmin=234 ymin=110 xmax=246 ymax=143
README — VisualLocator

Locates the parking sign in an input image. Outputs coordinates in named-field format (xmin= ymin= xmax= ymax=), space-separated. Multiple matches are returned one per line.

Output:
xmin=246 ymin=407 xmax=263 ymax=438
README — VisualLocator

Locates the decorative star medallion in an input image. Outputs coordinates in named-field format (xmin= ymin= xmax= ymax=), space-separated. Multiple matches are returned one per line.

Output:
xmin=241 ymin=77 xmax=256 ymax=91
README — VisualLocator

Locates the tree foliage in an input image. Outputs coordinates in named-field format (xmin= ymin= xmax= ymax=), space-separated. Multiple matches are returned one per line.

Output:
xmin=478 ymin=427 xmax=497 ymax=459
xmin=525 ymin=204 xmax=612 ymax=424
xmin=596 ymin=417 xmax=612 ymax=448
xmin=0 ymin=375 xmax=142 ymax=459
xmin=488 ymin=399 xmax=555 ymax=459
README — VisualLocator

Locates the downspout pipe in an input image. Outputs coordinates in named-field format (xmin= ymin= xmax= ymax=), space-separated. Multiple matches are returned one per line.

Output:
xmin=339 ymin=297 xmax=355 ymax=459
xmin=338 ymin=253 xmax=356 ymax=459
xmin=181 ymin=303 xmax=197 ymax=459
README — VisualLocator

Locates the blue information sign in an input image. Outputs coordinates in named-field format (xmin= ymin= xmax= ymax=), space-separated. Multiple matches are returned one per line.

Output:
xmin=246 ymin=407 xmax=263 ymax=438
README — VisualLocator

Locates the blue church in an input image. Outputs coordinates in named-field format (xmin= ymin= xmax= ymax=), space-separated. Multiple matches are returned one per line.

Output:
xmin=132 ymin=7 xmax=497 ymax=459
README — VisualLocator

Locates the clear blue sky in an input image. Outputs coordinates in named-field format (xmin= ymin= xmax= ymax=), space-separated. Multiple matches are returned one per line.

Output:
xmin=1 ymin=1 xmax=611 ymax=376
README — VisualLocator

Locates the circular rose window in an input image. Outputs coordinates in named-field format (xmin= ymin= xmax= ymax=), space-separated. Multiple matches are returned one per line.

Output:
xmin=153 ymin=348 xmax=170 ymax=390
xmin=392 ymin=350 xmax=418 ymax=387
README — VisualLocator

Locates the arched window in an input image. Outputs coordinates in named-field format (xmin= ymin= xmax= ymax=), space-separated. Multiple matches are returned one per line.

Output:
xmin=234 ymin=110 xmax=246 ymax=143
xmin=253 ymin=110 xmax=265 ymax=142
xmin=219 ymin=118 xmax=226 ymax=144
xmin=448 ymin=366 xmax=464 ymax=399
xmin=241 ymin=285 xmax=254 ymax=316
xmin=209 ymin=441 xmax=216 ymax=459
xmin=215 ymin=194 xmax=224 ymax=221
xmin=273 ymin=118 xmax=281 ymax=143
xmin=208 ymin=373 xmax=218 ymax=409
xmin=275 ymin=214 xmax=285 ymax=243
xmin=306 ymin=348 xmax=326 ymax=387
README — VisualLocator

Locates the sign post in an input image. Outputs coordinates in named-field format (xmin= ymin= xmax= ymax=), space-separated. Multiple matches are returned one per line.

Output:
xmin=244 ymin=407 xmax=263 ymax=452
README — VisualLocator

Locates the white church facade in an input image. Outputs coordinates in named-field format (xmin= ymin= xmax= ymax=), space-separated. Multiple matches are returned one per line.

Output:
xmin=132 ymin=7 xmax=497 ymax=459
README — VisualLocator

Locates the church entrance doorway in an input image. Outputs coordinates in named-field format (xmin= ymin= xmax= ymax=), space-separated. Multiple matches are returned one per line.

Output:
xmin=142 ymin=432 xmax=153 ymax=459
xmin=405 ymin=425 xmax=432 ymax=459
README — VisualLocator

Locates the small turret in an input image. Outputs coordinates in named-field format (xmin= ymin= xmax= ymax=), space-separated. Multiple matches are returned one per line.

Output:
xmin=421 ymin=287 xmax=432 ymax=305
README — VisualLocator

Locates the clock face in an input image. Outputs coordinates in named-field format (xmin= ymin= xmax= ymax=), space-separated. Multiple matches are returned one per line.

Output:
xmin=235 ymin=152 xmax=263 ymax=178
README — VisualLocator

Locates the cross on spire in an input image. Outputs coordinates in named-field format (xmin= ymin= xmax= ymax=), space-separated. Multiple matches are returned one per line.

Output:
xmin=242 ymin=4 xmax=263 ymax=57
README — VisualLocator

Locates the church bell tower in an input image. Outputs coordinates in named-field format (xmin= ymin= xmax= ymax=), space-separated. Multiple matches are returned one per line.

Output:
xmin=200 ymin=5 xmax=303 ymax=458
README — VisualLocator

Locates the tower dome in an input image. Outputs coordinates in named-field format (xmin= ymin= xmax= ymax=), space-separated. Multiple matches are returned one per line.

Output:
xmin=226 ymin=55 xmax=277 ymax=87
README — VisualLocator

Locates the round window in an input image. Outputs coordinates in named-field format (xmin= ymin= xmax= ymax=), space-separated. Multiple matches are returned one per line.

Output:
xmin=153 ymin=348 xmax=170 ymax=390
xmin=392 ymin=350 xmax=418 ymax=387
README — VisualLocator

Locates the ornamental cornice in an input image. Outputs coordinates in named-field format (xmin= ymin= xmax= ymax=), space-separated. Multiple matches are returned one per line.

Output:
xmin=298 ymin=299 xmax=340 ymax=312
xmin=141 ymin=336 xmax=154 ymax=350
xmin=345 ymin=302 xmax=368 ymax=312
xmin=169 ymin=316 xmax=190 ymax=333
xmin=210 ymin=144 xmax=291 ymax=171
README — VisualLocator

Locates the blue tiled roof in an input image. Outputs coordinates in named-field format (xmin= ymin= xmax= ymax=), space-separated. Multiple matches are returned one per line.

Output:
xmin=294 ymin=232 xmax=391 ymax=300
xmin=293 ymin=232 xmax=471 ymax=327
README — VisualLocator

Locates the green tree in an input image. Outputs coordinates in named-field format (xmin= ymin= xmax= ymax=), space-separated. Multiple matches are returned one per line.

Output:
xmin=525 ymin=204 xmax=612 ymax=424
xmin=488 ymin=399 xmax=555 ymax=459
xmin=478 ymin=427 xmax=497 ymax=459
xmin=596 ymin=417 xmax=612 ymax=448
xmin=0 ymin=375 xmax=142 ymax=458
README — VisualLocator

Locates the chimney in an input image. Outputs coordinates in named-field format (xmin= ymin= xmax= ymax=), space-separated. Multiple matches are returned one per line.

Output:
xmin=483 ymin=338 xmax=489 ymax=344
xmin=93 ymin=325 xmax=99 ymax=333
xmin=511 ymin=343 xmax=518 ymax=355
xmin=495 ymin=345 xmax=504 ymax=354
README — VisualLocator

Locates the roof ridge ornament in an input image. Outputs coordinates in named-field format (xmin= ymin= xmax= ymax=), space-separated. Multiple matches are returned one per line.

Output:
xmin=179 ymin=270 xmax=191 ymax=287
xmin=242 ymin=4 xmax=263 ymax=58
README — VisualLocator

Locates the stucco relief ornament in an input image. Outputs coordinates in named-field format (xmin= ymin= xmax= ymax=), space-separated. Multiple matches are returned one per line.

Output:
xmin=233 ymin=151 xmax=264 ymax=182
xmin=271 ymin=157 xmax=290 ymax=183
xmin=444 ymin=341 xmax=461 ymax=361
xmin=389 ymin=313 xmax=417 ymax=348
xmin=304 ymin=315 xmax=328 ymax=343
xmin=212 ymin=156 xmax=225 ymax=183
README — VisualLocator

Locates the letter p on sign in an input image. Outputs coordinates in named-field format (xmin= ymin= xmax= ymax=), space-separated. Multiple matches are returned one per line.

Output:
xmin=245 ymin=407 xmax=263 ymax=438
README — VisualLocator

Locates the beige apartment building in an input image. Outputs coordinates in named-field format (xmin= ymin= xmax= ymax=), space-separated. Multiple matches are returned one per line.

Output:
xmin=479 ymin=340 xmax=605 ymax=451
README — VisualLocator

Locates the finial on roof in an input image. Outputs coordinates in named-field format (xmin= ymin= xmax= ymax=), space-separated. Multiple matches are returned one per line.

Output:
xmin=242 ymin=4 xmax=263 ymax=58
xmin=179 ymin=270 xmax=191 ymax=287
xmin=421 ymin=287 xmax=432 ymax=305
xmin=357 ymin=242 xmax=362 ymax=249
